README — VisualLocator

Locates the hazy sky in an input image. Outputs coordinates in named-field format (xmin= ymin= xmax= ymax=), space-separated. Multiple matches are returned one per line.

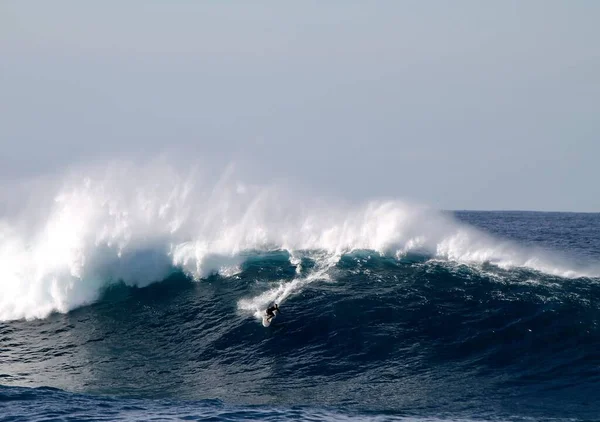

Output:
xmin=1 ymin=1 xmax=599 ymax=211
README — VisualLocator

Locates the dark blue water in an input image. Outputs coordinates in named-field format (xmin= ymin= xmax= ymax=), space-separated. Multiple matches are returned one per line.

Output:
xmin=1 ymin=211 xmax=599 ymax=421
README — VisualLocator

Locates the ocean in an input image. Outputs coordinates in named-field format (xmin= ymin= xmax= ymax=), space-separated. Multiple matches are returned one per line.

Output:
xmin=0 ymin=169 xmax=598 ymax=421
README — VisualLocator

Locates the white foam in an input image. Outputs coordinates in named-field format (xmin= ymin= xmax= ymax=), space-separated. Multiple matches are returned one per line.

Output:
xmin=237 ymin=251 xmax=337 ymax=320
xmin=0 ymin=161 xmax=597 ymax=321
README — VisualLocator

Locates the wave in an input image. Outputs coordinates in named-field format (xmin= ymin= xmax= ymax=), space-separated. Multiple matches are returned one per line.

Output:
xmin=0 ymin=161 xmax=598 ymax=321
xmin=3 ymin=253 xmax=598 ymax=419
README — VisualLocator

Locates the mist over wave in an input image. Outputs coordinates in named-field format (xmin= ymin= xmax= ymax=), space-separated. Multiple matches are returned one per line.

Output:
xmin=0 ymin=161 xmax=597 ymax=321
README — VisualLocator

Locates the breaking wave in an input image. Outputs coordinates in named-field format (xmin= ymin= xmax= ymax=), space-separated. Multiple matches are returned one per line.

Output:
xmin=0 ymin=161 xmax=597 ymax=321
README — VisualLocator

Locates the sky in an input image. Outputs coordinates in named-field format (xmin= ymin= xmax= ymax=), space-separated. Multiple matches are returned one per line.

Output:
xmin=1 ymin=1 xmax=599 ymax=211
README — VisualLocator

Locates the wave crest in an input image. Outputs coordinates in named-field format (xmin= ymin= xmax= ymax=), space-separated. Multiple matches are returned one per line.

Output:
xmin=0 ymin=161 xmax=596 ymax=321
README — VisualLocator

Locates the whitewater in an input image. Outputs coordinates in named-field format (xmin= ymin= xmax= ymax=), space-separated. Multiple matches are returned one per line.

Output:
xmin=1 ymin=161 xmax=599 ymax=421
xmin=0 ymin=161 xmax=597 ymax=322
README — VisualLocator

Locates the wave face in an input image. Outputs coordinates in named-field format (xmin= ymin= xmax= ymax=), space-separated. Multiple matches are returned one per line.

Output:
xmin=1 ymin=163 xmax=599 ymax=420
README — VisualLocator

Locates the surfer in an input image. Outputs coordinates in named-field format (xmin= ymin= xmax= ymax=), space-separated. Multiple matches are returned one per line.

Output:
xmin=265 ymin=304 xmax=280 ymax=322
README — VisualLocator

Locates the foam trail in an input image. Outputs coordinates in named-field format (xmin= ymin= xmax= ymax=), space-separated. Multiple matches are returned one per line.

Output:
xmin=237 ymin=252 xmax=338 ymax=320
xmin=0 ymin=161 xmax=598 ymax=321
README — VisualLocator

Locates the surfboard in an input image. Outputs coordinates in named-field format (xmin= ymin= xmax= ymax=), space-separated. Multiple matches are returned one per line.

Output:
xmin=262 ymin=311 xmax=276 ymax=327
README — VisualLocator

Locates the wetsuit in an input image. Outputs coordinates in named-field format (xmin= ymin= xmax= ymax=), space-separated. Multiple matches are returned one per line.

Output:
xmin=266 ymin=305 xmax=279 ymax=319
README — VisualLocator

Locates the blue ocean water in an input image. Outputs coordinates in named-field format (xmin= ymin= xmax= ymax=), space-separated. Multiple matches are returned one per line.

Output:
xmin=1 ymin=210 xmax=599 ymax=421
